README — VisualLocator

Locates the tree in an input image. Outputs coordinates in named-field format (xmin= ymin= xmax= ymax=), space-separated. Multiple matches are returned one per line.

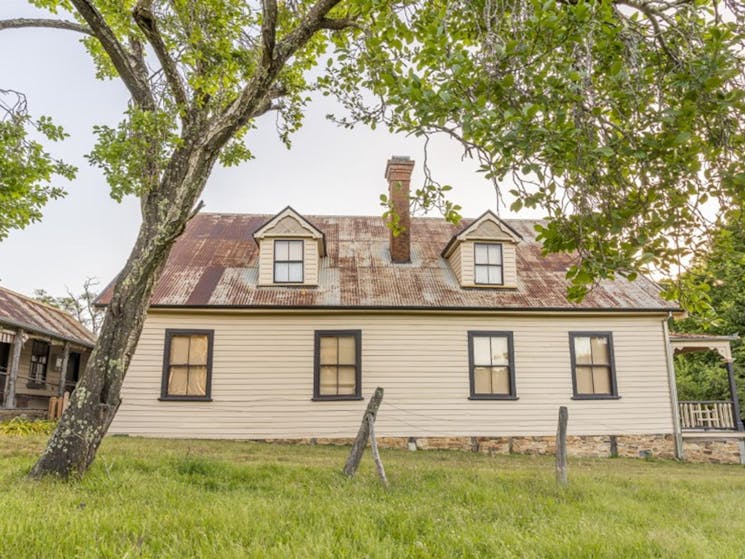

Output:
xmin=34 ymin=277 xmax=103 ymax=335
xmin=2 ymin=0 xmax=371 ymax=479
xmin=3 ymin=0 xmax=742 ymax=479
xmin=322 ymin=0 xmax=745 ymax=309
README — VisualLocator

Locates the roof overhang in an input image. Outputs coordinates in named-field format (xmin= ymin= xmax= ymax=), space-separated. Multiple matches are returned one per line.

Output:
xmin=0 ymin=317 xmax=95 ymax=349
xmin=669 ymin=333 xmax=738 ymax=362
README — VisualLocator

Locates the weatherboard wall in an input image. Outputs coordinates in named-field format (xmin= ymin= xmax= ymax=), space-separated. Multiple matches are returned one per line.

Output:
xmin=109 ymin=311 xmax=674 ymax=439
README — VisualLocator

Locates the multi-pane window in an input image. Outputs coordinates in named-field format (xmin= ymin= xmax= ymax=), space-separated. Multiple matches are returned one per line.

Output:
xmin=274 ymin=240 xmax=304 ymax=283
xmin=570 ymin=333 xmax=618 ymax=398
xmin=29 ymin=340 xmax=50 ymax=386
xmin=161 ymin=330 xmax=213 ymax=400
xmin=314 ymin=330 xmax=361 ymax=400
xmin=468 ymin=331 xmax=516 ymax=399
xmin=474 ymin=243 xmax=503 ymax=285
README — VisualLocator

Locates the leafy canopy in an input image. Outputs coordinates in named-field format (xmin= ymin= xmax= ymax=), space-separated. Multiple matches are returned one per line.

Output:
xmin=322 ymin=0 xmax=745 ymax=308
xmin=0 ymin=89 xmax=75 ymax=241
xmin=672 ymin=214 xmax=745 ymax=417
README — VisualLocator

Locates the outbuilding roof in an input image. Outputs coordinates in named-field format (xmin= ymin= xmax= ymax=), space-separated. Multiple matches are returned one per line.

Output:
xmin=97 ymin=212 xmax=679 ymax=312
xmin=0 ymin=286 xmax=96 ymax=347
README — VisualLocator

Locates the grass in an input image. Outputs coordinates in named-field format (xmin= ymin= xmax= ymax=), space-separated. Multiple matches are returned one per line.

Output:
xmin=0 ymin=436 xmax=744 ymax=558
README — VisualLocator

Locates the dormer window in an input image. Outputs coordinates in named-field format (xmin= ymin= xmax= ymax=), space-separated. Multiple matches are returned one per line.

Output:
xmin=274 ymin=239 xmax=304 ymax=283
xmin=474 ymin=243 xmax=503 ymax=285
xmin=441 ymin=211 xmax=521 ymax=289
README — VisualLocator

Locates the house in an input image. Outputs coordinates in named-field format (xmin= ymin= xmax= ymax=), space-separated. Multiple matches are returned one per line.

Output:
xmin=99 ymin=156 xmax=744 ymax=463
xmin=0 ymin=286 xmax=96 ymax=417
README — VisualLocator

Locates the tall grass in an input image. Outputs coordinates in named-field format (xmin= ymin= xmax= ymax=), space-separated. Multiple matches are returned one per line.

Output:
xmin=0 ymin=436 xmax=743 ymax=558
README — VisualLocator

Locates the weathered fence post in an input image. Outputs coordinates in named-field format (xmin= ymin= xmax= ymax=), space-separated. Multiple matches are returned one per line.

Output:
xmin=556 ymin=406 xmax=568 ymax=486
xmin=343 ymin=387 xmax=384 ymax=478
xmin=367 ymin=414 xmax=389 ymax=487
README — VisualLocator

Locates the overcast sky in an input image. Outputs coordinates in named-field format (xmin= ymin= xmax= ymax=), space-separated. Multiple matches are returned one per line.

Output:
xmin=0 ymin=2 xmax=542 ymax=298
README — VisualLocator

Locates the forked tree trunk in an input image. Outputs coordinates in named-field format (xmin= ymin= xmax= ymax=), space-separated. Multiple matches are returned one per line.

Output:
xmin=29 ymin=144 xmax=218 ymax=479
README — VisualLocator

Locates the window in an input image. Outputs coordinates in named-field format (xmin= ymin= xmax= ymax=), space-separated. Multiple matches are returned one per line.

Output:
xmin=474 ymin=243 xmax=503 ymax=285
xmin=314 ymin=330 xmax=362 ymax=400
xmin=468 ymin=331 xmax=516 ymax=399
xmin=569 ymin=332 xmax=618 ymax=399
xmin=161 ymin=330 xmax=213 ymax=400
xmin=28 ymin=340 xmax=50 ymax=387
xmin=274 ymin=239 xmax=304 ymax=283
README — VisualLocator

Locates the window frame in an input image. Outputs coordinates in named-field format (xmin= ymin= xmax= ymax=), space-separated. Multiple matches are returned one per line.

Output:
xmin=160 ymin=329 xmax=214 ymax=402
xmin=568 ymin=331 xmax=620 ymax=400
xmin=467 ymin=330 xmax=518 ymax=400
xmin=313 ymin=330 xmax=363 ymax=401
xmin=473 ymin=242 xmax=504 ymax=286
xmin=273 ymin=239 xmax=305 ymax=284
xmin=27 ymin=339 xmax=50 ymax=388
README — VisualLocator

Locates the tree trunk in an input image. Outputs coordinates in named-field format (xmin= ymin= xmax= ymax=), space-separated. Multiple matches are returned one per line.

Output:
xmin=29 ymin=143 xmax=218 ymax=479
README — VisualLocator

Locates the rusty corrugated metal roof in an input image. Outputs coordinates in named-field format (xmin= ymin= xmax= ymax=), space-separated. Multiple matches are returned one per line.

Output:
xmin=0 ymin=286 xmax=96 ymax=347
xmin=97 ymin=213 xmax=679 ymax=312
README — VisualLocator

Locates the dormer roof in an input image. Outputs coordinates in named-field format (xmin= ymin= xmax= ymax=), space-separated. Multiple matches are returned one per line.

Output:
xmin=441 ymin=210 xmax=522 ymax=258
xmin=252 ymin=206 xmax=326 ymax=257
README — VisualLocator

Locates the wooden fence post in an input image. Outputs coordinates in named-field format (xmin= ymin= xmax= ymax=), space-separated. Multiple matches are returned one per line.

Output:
xmin=556 ymin=406 xmax=568 ymax=486
xmin=343 ymin=387 xmax=384 ymax=477
xmin=367 ymin=414 xmax=389 ymax=488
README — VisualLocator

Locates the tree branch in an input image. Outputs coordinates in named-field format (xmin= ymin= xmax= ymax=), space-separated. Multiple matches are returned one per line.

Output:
xmin=319 ymin=17 xmax=358 ymax=30
xmin=206 ymin=0 xmax=345 ymax=150
xmin=261 ymin=0 xmax=278 ymax=68
xmin=613 ymin=0 xmax=681 ymax=65
xmin=275 ymin=0 xmax=346 ymax=62
xmin=0 ymin=18 xmax=92 ymax=35
xmin=132 ymin=0 xmax=189 ymax=111
xmin=69 ymin=0 xmax=155 ymax=110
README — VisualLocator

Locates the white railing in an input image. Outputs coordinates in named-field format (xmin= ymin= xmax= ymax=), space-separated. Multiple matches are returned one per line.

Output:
xmin=679 ymin=401 xmax=736 ymax=430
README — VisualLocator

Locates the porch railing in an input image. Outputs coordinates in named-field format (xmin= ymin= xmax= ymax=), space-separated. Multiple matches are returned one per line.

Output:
xmin=679 ymin=400 xmax=736 ymax=430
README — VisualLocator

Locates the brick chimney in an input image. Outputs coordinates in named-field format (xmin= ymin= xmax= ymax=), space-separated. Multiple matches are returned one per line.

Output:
xmin=385 ymin=156 xmax=415 ymax=263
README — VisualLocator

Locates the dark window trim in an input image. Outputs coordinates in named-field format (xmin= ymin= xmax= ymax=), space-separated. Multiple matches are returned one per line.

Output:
xmin=27 ymin=340 xmax=50 ymax=388
xmin=273 ymin=239 xmax=305 ymax=284
xmin=568 ymin=331 xmax=619 ymax=400
xmin=473 ymin=242 xmax=504 ymax=286
xmin=160 ymin=329 xmax=214 ymax=401
xmin=313 ymin=329 xmax=362 ymax=401
xmin=467 ymin=330 xmax=517 ymax=399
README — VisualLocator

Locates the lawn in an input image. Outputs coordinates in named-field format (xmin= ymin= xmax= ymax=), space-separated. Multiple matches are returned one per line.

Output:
xmin=0 ymin=435 xmax=743 ymax=558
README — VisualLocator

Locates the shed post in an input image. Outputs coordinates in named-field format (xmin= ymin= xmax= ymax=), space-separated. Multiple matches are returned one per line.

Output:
xmin=58 ymin=342 xmax=71 ymax=397
xmin=725 ymin=360 xmax=744 ymax=432
xmin=662 ymin=320 xmax=684 ymax=459
xmin=4 ymin=328 xmax=24 ymax=409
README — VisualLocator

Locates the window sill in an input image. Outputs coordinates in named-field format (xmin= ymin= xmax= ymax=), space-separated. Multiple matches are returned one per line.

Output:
xmin=571 ymin=395 xmax=621 ymax=400
xmin=158 ymin=396 xmax=213 ymax=402
xmin=468 ymin=395 xmax=519 ymax=401
xmin=312 ymin=396 xmax=364 ymax=402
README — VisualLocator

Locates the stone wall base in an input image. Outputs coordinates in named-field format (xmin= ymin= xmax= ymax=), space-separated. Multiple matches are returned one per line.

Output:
xmin=257 ymin=434 xmax=744 ymax=464
xmin=682 ymin=437 xmax=745 ymax=465
xmin=256 ymin=434 xmax=684 ymax=460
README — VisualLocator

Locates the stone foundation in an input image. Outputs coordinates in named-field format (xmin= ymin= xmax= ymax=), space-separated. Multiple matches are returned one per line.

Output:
xmin=254 ymin=434 xmax=745 ymax=463
xmin=682 ymin=437 xmax=745 ymax=465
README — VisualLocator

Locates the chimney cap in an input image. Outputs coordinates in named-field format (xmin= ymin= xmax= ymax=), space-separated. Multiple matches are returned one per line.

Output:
xmin=385 ymin=155 xmax=415 ymax=179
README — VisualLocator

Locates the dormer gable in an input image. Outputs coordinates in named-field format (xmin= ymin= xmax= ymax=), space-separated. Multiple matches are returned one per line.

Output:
xmin=441 ymin=210 xmax=522 ymax=288
xmin=253 ymin=207 xmax=325 ymax=287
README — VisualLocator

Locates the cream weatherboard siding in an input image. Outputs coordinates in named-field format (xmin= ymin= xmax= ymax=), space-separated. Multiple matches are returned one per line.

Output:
xmin=448 ymin=244 xmax=463 ymax=284
xmin=109 ymin=311 xmax=674 ymax=439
